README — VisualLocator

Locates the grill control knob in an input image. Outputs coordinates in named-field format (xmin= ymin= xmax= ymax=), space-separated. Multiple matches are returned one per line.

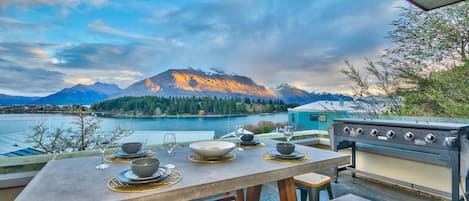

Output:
xmin=386 ymin=130 xmax=396 ymax=139
xmin=356 ymin=128 xmax=364 ymax=135
xmin=425 ymin=134 xmax=436 ymax=143
xmin=343 ymin=127 xmax=350 ymax=134
xmin=370 ymin=129 xmax=379 ymax=136
xmin=404 ymin=132 xmax=415 ymax=141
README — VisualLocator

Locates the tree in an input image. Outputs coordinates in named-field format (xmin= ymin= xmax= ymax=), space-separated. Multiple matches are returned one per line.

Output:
xmin=342 ymin=2 xmax=469 ymax=117
xmin=341 ymin=59 xmax=401 ymax=115
xmin=386 ymin=4 xmax=468 ymax=70
xmin=108 ymin=126 xmax=134 ymax=144
xmin=399 ymin=62 xmax=469 ymax=117
xmin=69 ymin=113 xmax=102 ymax=151
xmin=27 ymin=113 xmax=133 ymax=153
xmin=27 ymin=121 xmax=70 ymax=153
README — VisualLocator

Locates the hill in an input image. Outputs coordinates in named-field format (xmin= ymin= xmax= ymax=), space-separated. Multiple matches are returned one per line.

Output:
xmin=32 ymin=82 xmax=122 ymax=105
xmin=0 ymin=94 xmax=39 ymax=105
xmin=275 ymin=84 xmax=352 ymax=104
xmin=113 ymin=68 xmax=275 ymax=99
xmin=1 ymin=68 xmax=353 ymax=106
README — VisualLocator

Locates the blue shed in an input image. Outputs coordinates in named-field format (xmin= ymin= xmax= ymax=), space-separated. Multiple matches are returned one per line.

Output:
xmin=287 ymin=101 xmax=367 ymax=131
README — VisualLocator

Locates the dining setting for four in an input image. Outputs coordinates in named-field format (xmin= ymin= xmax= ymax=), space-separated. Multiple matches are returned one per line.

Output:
xmin=104 ymin=126 xmax=307 ymax=194
xmin=16 ymin=125 xmax=351 ymax=201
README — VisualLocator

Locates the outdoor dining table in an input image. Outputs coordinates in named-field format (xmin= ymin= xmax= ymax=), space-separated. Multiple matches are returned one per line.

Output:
xmin=15 ymin=139 xmax=349 ymax=201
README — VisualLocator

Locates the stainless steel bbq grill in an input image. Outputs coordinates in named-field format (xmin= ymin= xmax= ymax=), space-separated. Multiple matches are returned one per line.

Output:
xmin=332 ymin=119 xmax=469 ymax=201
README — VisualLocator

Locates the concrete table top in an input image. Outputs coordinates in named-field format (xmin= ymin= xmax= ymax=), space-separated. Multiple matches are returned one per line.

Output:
xmin=15 ymin=140 xmax=349 ymax=201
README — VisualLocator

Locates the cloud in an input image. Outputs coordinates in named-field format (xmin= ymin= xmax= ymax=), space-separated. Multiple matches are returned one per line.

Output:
xmin=0 ymin=17 xmax=46 ymax=32
xmin=0 ymin=42 xmax=147 ymax=95
xmin=52 ymin=43 xmax=165 ymax=71
xmin=143 ymin=0 xmax=400 ymax=93
xmin=0 ymin=0 xmax=405 ymax=96
xmin=0 ymin=65 xmax=65 ymax=96
xmin=0 ymin=42 xmax=54 ymax=69
xmin=0 ymin=42 xmax=66 ymax=95
xmin=88 ymin=19 xmax=166 ymax=43
xmin=0 ymin=0 xmax=107 ymax=9
xmin=63 ymin=69 xmax=143 ymax=88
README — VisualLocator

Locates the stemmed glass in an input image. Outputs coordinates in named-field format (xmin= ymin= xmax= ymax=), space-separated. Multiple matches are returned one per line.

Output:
xmin=142 ymin=135 xmax=149 ymax=152
xmin=95 ymin=134 xmax=110 ymax=169
xmin=235 ymin=125 xmax=244 ymax=151
xmin=283 ymin=125 xmax=294 ymax=142
xmin=163 ymin=133 xmax=176 ymax=169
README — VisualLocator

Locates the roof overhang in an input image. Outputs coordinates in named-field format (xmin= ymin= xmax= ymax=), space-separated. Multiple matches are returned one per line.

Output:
xmin=406 ymin=0 xmax=464 ymax=11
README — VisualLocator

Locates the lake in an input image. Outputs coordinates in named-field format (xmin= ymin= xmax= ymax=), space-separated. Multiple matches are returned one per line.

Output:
xmin=0 ymin=113 xmax=287 ymax=153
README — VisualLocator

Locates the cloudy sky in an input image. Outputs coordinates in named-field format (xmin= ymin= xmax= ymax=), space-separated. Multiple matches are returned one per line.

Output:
xmin=0 ymin=0 xmax=412 ymax=97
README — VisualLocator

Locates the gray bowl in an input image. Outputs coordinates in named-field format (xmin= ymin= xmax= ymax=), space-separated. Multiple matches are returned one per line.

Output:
xmin=276 ymin=142 xmax=295 ymax=155
xmin=131 ymin=158 xmax=160 ymax=178
xmin=241 ymin=134 xmax=254 ymax=142
xmin=122 ymin=142 xmax=143 ymax=154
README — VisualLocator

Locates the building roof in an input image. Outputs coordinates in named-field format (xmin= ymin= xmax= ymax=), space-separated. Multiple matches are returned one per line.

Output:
xmin=288 ymin=100 xmax=386 ymax=114
xmin=1 ymin=147 xmax=44 ymax=157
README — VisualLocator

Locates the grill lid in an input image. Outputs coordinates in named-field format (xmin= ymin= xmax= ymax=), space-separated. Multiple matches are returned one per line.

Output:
xmin=334 ymin=119 xmax=469 ymax=132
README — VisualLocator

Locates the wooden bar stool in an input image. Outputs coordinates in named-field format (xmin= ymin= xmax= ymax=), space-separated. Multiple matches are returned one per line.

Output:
xmin=330 ymin=193 xmax=370 ymax=201
xmin=294 ymin=172 xmax=333 ymax=201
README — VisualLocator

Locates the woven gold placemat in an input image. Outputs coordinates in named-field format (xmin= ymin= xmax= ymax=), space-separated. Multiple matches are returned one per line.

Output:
xmin=188 ymin=152 xmax=236 ymax=163
xmin=105 ymin=152 xmax=157 ymax=164
xmin=236 ymin=142 xmax=266 ymax=149
xmin=262 ymin=152 xmax=310 ymax=164
xmin=107 ymin=170 xmax=182 ymax=193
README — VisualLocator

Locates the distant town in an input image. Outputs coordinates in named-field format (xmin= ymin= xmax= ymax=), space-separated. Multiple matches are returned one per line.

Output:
xmin=0 ymin=104 xmax=90 ymax=114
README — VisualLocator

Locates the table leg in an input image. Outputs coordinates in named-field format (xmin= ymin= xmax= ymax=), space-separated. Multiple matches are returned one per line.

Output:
xmin=236 ymin=189 xmax=245 ymax=201
xmin=246 ymin=185 xmax=262 ymax=201
xmin=277 ymin=177 xmax=297 ymax=201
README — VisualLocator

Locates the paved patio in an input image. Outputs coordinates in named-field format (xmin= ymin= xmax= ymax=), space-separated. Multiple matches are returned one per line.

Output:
xmin=198 ymin=170 xmax=448 ymax=201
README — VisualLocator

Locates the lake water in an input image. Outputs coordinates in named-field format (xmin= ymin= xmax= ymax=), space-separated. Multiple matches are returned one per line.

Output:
xmin=0 ymin=113 xmax=287 ymax=153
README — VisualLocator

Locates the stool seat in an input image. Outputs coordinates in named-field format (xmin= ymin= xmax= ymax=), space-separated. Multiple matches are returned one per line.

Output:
xmin=331 ymin=193 xmax=370 ymax=201
xmin=294 ymin=172 xmax=331 ymax=188
xmin=294 ymin=172 xmax=333 ymax=201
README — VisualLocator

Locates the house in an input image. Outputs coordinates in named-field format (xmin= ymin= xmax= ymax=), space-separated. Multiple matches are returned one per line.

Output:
xmin=287 ymin=100 xmax=386 ymax=131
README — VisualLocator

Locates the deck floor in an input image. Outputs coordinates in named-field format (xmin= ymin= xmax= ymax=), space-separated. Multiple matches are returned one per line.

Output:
xmin=198 ymin=170 xmax=449 ymax=201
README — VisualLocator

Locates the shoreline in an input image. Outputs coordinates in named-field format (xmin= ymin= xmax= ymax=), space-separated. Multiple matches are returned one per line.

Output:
xmin=0 ymin=111 xmax=286 ymax=119
xmin=96 ymin=113 xmax=277 ymax=119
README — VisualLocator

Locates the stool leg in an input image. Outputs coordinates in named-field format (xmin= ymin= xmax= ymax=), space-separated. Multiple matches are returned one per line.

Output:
xmin=300 ymin=189 xmax=308 ymax=201
xmin=308 ymin=188 xmax=319 ymax=201
xmin=326 ymin=184 xmax=333 ymax=199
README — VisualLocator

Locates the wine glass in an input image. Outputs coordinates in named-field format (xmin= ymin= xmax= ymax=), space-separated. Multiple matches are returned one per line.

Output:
xmin=163 ymin=133 xmax=176 ymax=169
xmin=283 ymin=125 xmax=294 ymax=142
xmin=235 ymin=125 xmax=244 ymax=151
xmin=142 ymin=135 xmax=149 ymax=152
xmin=95 ymin=134 xmax=110 ymax=169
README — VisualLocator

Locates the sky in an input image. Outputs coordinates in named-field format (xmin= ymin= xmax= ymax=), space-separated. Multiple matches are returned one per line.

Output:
xmin=0 ymin=0 xmax=412 ymax=97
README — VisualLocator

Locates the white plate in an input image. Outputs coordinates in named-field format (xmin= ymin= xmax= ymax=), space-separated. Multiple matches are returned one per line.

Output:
xmin=124 ymin=169 xmax=161 ymax=181
xmin=113 ymin=150 xmax=150 ymax=158
xmin=116 ymin=167 xmax=170 ymax=184
xmin=268 ymin=150 xmax=304 ymax=160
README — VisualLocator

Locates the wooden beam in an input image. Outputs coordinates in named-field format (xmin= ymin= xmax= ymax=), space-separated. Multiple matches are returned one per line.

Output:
xmin=246 ymin=185 xmax=262 ymax=201
xmin=277 ymin=177 xmax=297 ymax=201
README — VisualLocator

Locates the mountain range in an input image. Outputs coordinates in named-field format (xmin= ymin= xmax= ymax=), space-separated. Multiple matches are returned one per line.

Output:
xmin=0 ymin=94 xmax=40 ymax=105
xmin=0 ymin=68 xmax=351 ymax=105
xmin=275 ymin=84 xmax=352 ymax=104
xmin=31 ymin=82 xmax=122 ymax=105
xmin=115 ymin=69 xmax=275 ymax=99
